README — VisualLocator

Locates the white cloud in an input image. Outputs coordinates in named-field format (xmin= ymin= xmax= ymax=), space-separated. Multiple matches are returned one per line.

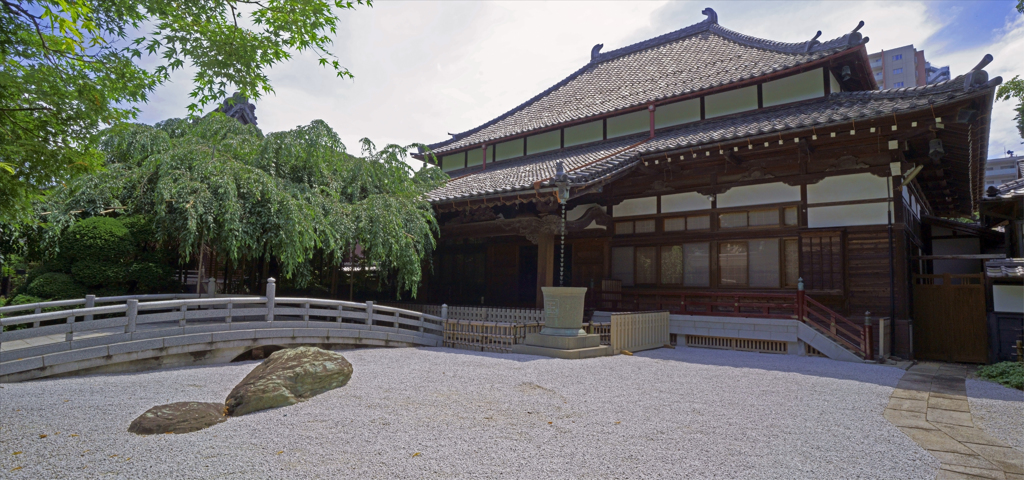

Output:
xmin=135 ymin=1 xmax=1021 ymax=159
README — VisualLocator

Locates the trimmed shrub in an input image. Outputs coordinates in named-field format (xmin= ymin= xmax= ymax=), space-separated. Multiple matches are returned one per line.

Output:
xmin=128 ymin=262 xmax=174 ymax=293
xmin=976 ymin=362 xmax=1024 ymax=390
xmin=26 ymin=272 xmax=85 ymax=300
xmin=9 ymin=294 xmax=44 ymax=306
xmin=72 ymin=260 xmax=126 ymax=288
xmin=63 ymin=217 xmax=132 ymax=264
xmin=118 ymin=215 xmax=157 ymax=253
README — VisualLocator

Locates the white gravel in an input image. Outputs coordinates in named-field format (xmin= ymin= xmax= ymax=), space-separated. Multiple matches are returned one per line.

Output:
xmin=0 ymin=346 xmax=937 ymax=479
xmin=966 ymin=378 xmax=1024 ymax=451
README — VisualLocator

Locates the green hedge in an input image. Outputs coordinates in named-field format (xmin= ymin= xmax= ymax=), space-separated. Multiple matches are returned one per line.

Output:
xmin=976 ymin=362 xmax=1024 ymax=390
xmin=72 ymin=260 xmax=126 ymax=288
xmin=128 ymin=262 xmax=174 ymax=293
xmin=62 ymin=217 xmax=133 ymax=264
xmin=26 ymin=273 xmax=85 ymax=300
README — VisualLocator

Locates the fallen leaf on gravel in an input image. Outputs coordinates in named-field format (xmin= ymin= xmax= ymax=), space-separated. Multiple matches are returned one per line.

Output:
xmin=63 ymin=400 xmax=69 ymax=403
xmin=412 ymin=452 xmax=421 ymax=457
xmin=10 ymin=466 xmax=22 ymax=471
xmin=276 ymin=451 xmax=284 ymax=455
xmin=125 ymin=458 xmax=130 ymax=461
xmin=548 ymin=422 xmax=553 ymax=425
xmin=615 ymin=422 xmax=621 ymax=424
xmin=70 ymin=434 xmax=79 ymax=437
xmin=110 ymin=455 xmax=118 ymax=458
xmin=12 ymin=452 xmax=22 ymax=455
xmin=38 ymin=434 xmax=46 ymax=438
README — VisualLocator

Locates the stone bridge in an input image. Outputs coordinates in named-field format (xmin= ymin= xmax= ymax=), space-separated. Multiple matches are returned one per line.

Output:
xmin=0 ymin=279 xmax=443 ymax=382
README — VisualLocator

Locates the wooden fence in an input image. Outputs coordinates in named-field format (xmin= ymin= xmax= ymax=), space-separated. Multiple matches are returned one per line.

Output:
xmin=604 ymin=311 xmax=670 ymax=354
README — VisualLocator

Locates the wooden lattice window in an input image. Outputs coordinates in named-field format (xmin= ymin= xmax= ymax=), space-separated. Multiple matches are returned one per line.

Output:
xmin=800 ymin=232 xmax=843 ymax=292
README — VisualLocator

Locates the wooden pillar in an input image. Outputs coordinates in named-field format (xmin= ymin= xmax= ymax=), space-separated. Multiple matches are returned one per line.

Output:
xmin=536 ymin=234 xmax=555 ymax=308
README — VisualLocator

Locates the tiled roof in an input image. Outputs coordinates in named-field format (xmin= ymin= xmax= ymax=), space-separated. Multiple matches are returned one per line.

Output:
xmin=986 ymin=259 xmax=1024 ymax=278
xmin=989 ymin=177 xmax=1024 ymax=199
xmin=428 ymin=73 xmax=998 ymax=204
xmin=427 ymin=11 xmax=868 ymax=155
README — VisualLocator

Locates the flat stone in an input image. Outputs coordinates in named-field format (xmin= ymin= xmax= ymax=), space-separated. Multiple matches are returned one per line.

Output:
xmin=1006 ymin=473 xmax=1024 ymax=480
xmin=929 ymin=396 xmax=971 ymax=412
xmin=935 ymin=424 xmax=1011 ymax=448
xmin=884 ymin=409 xmax=937 ymax=430
xmin=940 ymin=464 xmax=1006 ymax=480
xmin=511 ymin=344 xmax=613 ymax=359
xmin=889 ymin=397 xmax=928 ymax=413
xmin=932 ymin=384 xmax=968 ymax=396
xmin=892 ymin=388 xmax=930 ymax=401
xmin=937 ymin=469 xmax=995 ymax=480
xmin=128 ymin=402 xmax=226 ymax=435
xmin=931 ymin=451 xmax=1000 ymax=470
xmin=900 ymin=427 xmax=976 ymax=454
xmin=963 ymin=444 xmax=1024 ymax=475
xmin=928 ymin=408 xmax=975 ymax=427
xmin=522 ymin=332 xmax=601 ymax=350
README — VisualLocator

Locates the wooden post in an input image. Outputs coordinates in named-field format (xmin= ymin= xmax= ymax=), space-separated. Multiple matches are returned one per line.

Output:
xmin=265 ymin=277 xmax=276 ymax=322
xmin=1017 ymin=340 xmax=1023 ymax=364
xmin=863 ymin=311 xmax=874 ymax=361
xmin=796 ymin=277 xmax=805 ymax=322
xmin=125 ymin=299 xmax=138 ymax=334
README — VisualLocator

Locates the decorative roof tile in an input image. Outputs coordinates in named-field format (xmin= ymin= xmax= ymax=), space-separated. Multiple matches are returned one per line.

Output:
xmin=427 ymin=11 xmax=867 ymax=155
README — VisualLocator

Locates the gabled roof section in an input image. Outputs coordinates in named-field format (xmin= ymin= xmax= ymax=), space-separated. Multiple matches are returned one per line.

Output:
xmin=428 ymin=73 xmax=999 ymax=205
xmin=427 ymin=9 xmax=868 ymax=155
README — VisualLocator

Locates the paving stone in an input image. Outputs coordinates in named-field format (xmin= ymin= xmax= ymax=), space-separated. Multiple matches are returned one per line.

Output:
xmin=929 ymin=409 xmax=976 ymax=427
xmin=930 ymin=396 xmax=971 ymax=412
xmin=937 ymin=468 xmax=995 ymax=480
xmin=1006 ymin=473 xmax=1024 ymax=480
xmin=963 ymin=444 xmax=1024 ymax=475
xmin=932 ymin=392 xmax=969 ymax=401
xmin=940 ymin=464 xmax=1007 ymax=480
xmin=884 ymin=409 xmax=937 ymax=430
xmin=900 ymin=427 xmax=976 ymax=454
xmin=931 ymin=451 xmax=1001 ymax=470
xmin=935 ymin=424 xmax=1012 ymax=448
xmin=892 ymin=388 xmax=930 ymax=401
xmin=889 ymin=397 xmax=929 ymax=413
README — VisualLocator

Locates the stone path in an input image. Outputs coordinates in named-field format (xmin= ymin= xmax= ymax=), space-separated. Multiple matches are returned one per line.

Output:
xmin=884 ymin=362 xmax=1024 ymax=480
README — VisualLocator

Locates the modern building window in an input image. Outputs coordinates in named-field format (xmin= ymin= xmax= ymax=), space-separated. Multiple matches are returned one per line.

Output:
xmin=892 ymin=54 xmax=902 ymax=61
xmin=894 ymin=82 xmax=904 ymax=88
xmin=893 ymin=68 xmax=903 ymax=74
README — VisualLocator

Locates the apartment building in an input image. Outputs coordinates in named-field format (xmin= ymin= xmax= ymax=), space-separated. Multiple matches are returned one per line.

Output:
xmin=868 ymin=44 xmax=950 ymax=89
xmin=985 ymin=154 xmax=1022 ymax=189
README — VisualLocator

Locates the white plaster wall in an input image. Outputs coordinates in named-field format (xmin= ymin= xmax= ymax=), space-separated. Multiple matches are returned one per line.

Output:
xmin=661 ymin=192 xmax=711 ymax=213
xmin=526 ymin=130 xmax=560 ymax=155
xmin=806 ymin=202 xmax=891 ymax=228
xmin=495 ymin=138 xmax=524 ymax=161
xmin=655 ymin=99 xmax=700 ymax=128
xmin=705 ymin=85 xmax=758 ymax=119
xmin=613 ymin=197 xmax=657 ymax=217
xmin=716 ymin=182 xmax=800 ymax=208
xmin=467 ymin=148 xmax=483 ymax=167
xmin=762 ymin=69 xmax=824 ymax=107
xmin=566 ymin=203 xmax=601 ymax=221
xmin=807 ymin=173 xmax=890 ymax=204
xmin=993 ymin=285 xmax=1024 ymax=313
xmin=607 ymin=110 xmax=648 ymax=138
xmin=564 ymin=120 xmax=603 ymax=147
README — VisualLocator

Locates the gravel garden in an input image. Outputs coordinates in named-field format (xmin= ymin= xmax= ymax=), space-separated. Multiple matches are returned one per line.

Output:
xmin=1 ymin=346 xmax=1020 ymax=479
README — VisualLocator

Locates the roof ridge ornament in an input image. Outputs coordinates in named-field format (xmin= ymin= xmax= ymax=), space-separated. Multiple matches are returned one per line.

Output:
xmin=847 ymin=20 xmax=867 ymax=46
xmin=591 ymin=44 xmax=604 ymax=62
xmin=804 ymin=31 xmax=822 ymax=52
xmin=964 ymin=54 xmax=993 ymax=91
xmin=702 ymin=7 xmax=718 ymax=24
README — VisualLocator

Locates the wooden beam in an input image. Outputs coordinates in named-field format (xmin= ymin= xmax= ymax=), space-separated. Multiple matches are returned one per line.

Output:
xmin=912 ymin=254 xmax=1006 ymax=260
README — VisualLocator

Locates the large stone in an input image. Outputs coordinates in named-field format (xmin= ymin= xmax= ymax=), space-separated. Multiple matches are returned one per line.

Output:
xmin=225 ymin=346 xmax=352 ymax=416
xmin=128 ymin=402 xmax=227 ymax=435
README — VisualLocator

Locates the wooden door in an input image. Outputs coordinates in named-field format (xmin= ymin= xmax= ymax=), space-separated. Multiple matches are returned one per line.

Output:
xmin=912 ymin=273 xmax=987 ymax=363
xmin=487 ymin=243 xmax=519 ymax=305
xmin=572 ymin=239 xmax=606 ymax=290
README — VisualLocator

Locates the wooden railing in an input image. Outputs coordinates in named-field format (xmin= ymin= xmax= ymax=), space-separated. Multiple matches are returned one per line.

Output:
xmin=597 ymin=288 xmax=873 ymax=360
xmin=443 ymin=320 xmax=543 ymax=353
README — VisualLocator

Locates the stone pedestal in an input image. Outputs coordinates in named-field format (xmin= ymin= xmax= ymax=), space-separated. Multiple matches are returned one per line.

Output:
xmin=512 ymin=287 xmax=612 ymax=359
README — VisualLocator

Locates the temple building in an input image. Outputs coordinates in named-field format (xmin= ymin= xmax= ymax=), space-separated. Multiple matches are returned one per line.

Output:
xmin=414 ymin=9 xmax=1001 ymax=360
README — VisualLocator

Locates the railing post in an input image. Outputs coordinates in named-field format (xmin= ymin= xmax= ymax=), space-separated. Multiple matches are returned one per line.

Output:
xmin=365 ymin=300 xmax=374 ymax=326
xmin=179 ymin=305 xmax=187 ymax=327
xmin=265 ymin=277 xmax=276 ymax=322
xmin=65 ymin=314 xmax=75 ymax=342
xmin=125 ymin=299 xmax=138 ymax=334
xmin=441 ymin=303 xmax=448 ymax=321
xmin=84 ymin=294 xmax=95 ymax=322
xmin=206 ymin=277 xmax=217 ymax=297
xmin=796 ymin=277 xmax=805 ymax=322
xmin=863 ymin=311 xmax=874 ymax=361
xmin=226 ymin=302 xmax=233 ymax=323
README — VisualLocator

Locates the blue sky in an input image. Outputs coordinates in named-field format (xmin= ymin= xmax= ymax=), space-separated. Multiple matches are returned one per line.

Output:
xmin=134 ymin=1 xmax=1024 ymax=159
